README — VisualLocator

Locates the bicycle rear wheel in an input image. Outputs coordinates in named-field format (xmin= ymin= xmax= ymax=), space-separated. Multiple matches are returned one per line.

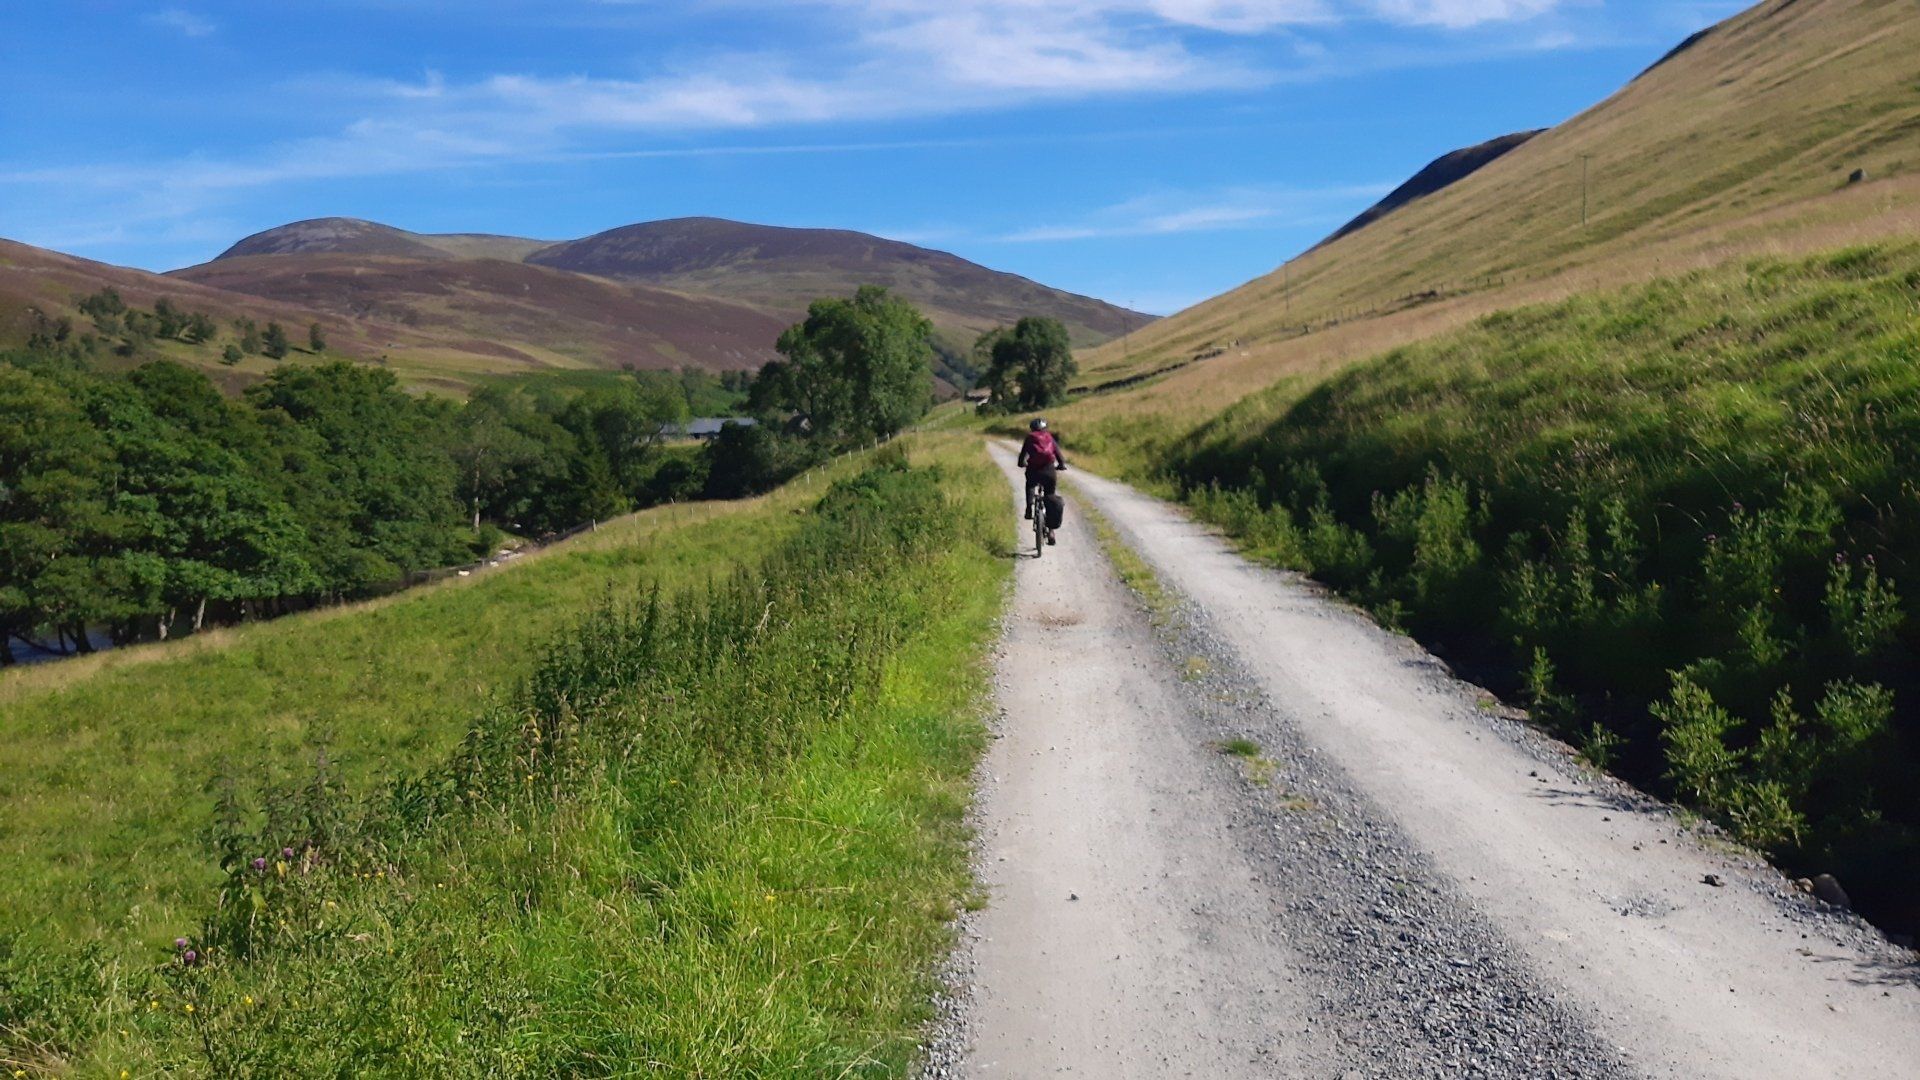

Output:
xmin=1032 ymin=487 xmax=1046 ymax=557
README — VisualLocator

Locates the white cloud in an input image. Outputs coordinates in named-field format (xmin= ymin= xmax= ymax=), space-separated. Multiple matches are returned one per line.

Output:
xmin=7 ymin=0 xmax=1569 ymax=258
xmin=998 ymin=182 xmax=1392 ymax=241
xmin=148 ymin=7 xmax=216 ymax=37
xmin=1365 ymin=0 xmax=1560 ymax=29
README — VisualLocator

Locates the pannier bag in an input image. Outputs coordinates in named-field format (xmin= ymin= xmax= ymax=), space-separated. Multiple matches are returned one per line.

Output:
xmin=1044 ymin=494 xmax=1066 ymax=530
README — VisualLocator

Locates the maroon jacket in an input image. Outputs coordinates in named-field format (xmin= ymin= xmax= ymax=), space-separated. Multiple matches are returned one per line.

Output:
xmin=1018 ymin=431 xmax=1065 ymax=471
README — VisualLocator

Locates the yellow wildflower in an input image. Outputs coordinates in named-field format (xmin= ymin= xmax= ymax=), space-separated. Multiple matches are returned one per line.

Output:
xmin=183 ymin=1003 xmax=194 ymax=1014
xmin=147 ymin=1000 xmax=158 ymax=1011
xmin=243 ymin=995 xmax=255 ymax=1006
xmin=276 ymin=861 xmax=287 ymax=877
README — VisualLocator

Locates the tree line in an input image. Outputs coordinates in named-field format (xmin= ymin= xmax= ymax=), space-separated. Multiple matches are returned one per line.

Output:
xmin=2 ymin=285 xmax=1065 ymax=661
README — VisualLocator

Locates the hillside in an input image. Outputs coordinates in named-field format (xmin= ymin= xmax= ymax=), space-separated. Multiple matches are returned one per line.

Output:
xmin=1068 ymin=0 xmax=1920 ymax=417
xmin=0 ymin=237 xmax=411 ymax=390
xmin=176 ymin=252 xmax=790 ymax=374
xmin=189 ymin=216 xmax=1150 ymax=386
xmin=1319 ymin=130 xmax=1541 ymax=247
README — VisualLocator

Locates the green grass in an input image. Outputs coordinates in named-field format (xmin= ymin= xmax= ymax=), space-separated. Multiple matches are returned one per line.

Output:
xmin=3 ymin=435 xmax=1010 ymax=1075
xmin=0 ymin=447 xmax=892 ymax=959
xmin=1163 ymin=243 xmax=1920 ymax=932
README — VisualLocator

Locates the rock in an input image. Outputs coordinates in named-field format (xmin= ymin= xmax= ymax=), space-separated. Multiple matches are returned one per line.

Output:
xmin=1793 ymin=878 xmax=1814 ymax=894
xmin=1848 ymin=167 xmax=1869 ymax=185
xmin=1811 ymin=874 xmax=1852 ymax=910
xmin=1702 ymin=873 xmax=1724 ymax=887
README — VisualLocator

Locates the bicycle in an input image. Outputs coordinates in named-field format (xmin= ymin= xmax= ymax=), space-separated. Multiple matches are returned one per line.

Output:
xmin=1028 ymin=480 xmax=1048 ymax=557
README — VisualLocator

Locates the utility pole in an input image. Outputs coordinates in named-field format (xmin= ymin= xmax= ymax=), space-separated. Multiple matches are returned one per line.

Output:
xmin=1285 ymin=260 xmax=1292 ymax=316
xmin=1124 ymin=300 xmax=1134 ymax=360
xmin=1580 ymin=154 xmax=1592 ymax=227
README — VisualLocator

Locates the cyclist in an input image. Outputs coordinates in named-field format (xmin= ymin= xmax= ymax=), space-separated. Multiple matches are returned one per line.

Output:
xmin=1017 ymin=418 xmax=1068 ymax=544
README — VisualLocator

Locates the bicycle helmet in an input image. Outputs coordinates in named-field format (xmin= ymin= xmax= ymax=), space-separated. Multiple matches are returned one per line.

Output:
xmin=1030 ymin=418 xmax=1049 ymax=432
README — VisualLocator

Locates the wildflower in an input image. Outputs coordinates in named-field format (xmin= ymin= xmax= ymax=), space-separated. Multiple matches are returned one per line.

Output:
xmin=251 ymin=857 xmax=267 ymax=872
xmin=324 ymin=900 xmax=337 ymax=909
xmin=276 ymin=861 xmax=288 ymax=877
xmin=122 ymin=1072 xmax=131 ymax=1079
xmin=184 ymin=1003 xmax=194 ymax=1015
xmin=764 ymin=892 xmax=777 ymax=903
xmin=174 ymin=937 xmax=190 ymax=950
xmin=244 ymin=995 xmax=255 ymax=1006
xmin=148 ymin=1000 xmax=159 ymax=1011
xmin=282 ymin=847 xmax=295 ymax=859
xmin=181 ymin=949 xmax=198 ymax=966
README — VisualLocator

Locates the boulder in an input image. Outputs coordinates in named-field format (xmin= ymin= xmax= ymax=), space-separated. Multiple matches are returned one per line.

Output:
xmin=1811 ymin=873 xmax=1852 ymax=910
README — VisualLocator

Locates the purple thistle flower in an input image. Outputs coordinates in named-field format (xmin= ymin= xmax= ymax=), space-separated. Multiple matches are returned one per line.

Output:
xmin=174 ymin=937 xmax=190 ymax=950
xmin=282 ymin=847 xmax=296 ymax=859
xmin=251 ymin=857 xmax=267 ymax=871
xmin=181 ymin=949 xmax=198 ymax=966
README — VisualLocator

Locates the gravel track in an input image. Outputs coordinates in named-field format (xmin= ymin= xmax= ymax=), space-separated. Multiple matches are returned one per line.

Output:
xmin=923 ymin=446 xmax=1920 ymax=1079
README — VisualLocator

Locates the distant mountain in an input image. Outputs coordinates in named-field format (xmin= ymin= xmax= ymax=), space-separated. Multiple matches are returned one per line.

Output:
xmin=523 ymin=217 xmax=1141 ymax=350
xmin=215 ymin=218 xmax=552 ymax=263
xmin=196 ymin=216 xmax=1151 ymax=387
xmin=1320 ymin=131 xmax=1542 ymax=247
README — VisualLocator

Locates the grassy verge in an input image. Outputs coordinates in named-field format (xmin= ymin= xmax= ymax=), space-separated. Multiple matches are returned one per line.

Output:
xmin=2 ymin=435 xmax=1009 ymax=1075
xmin=1155 ymin=243 xmax=1920 ymax=932
xmin=0 ymin=457 xmax=873 ymax=957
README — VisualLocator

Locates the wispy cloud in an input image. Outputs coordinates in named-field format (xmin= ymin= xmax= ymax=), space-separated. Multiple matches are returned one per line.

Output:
xmin=8 ymin=0 xmax=1572 ymax=261
xmin=997 ymin=183 xmax=1393 ymax=242
xmin=148 ymin=7 xmax=216 ymax=37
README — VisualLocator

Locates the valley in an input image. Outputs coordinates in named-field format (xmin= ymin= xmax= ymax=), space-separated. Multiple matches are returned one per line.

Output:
xmin=6 ymin=0 xmax=1920 ymax=1074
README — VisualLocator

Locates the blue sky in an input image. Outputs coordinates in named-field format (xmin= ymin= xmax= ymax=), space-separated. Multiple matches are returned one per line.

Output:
xmin=2 ymin=1 xmax=1749 ymax=313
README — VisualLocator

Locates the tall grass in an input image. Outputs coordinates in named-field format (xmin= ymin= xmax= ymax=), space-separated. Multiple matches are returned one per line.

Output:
xmin=2 ymin=437 xmax=1008 ymax=1075
xmin=0 ymin=481 xmax=821 ymax=958
xmin=1167 ymin=244 xmax=1920 ymax=932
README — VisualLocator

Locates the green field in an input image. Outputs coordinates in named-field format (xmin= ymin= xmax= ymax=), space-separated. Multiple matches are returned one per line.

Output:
xmin=1 ymin=436 xmax=1007 ymax=1075
xmin=1150 ymin=244 xmax=1920 ymax=931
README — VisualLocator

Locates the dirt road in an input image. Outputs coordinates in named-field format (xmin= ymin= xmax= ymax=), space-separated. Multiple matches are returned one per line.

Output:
xmin=936 ymin=446 xmax=1920 ymax=1078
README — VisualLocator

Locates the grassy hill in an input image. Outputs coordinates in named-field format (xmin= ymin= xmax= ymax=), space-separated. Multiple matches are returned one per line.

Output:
xmin=1063 ymin=0 xmax=1920 ymax=449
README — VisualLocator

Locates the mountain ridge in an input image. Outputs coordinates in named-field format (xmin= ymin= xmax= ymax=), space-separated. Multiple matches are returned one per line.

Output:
xmin=184 ymin=214 xmax=1150 ymax=387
